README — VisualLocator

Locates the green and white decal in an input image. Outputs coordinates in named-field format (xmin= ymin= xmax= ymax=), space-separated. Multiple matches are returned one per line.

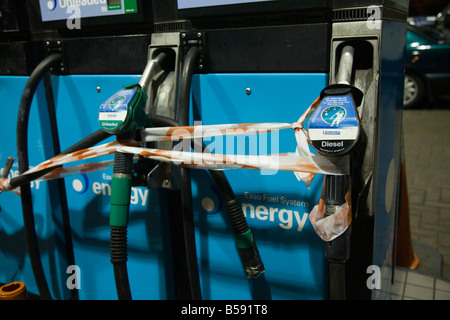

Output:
xmin=98 ymin=84 xmax=150 ymax=135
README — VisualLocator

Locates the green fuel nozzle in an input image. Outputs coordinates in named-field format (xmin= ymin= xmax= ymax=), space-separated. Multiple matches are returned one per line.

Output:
xmin=98 ymin=52 xmax=167 ymax=135
xmin=98 ymin=84 xmax=150 ymax=136
xmin=101 ymin=52 xmax=167 ymax=300
xmin=103 ymin=52 xmax=169 ymax=224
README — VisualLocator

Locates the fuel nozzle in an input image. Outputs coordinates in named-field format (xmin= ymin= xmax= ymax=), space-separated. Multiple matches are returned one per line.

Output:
xmin=307 ymin=45 xmax=359 ymax=261
xmin=102 ymin=52 xmax=167 ymax=300
xmin=307 ymin=45 xmax=362 ymax=299
xmin=98 ymin=52 xmax=167 ymax=135
xmin=307 ymin=46 xmax=363 ymax=156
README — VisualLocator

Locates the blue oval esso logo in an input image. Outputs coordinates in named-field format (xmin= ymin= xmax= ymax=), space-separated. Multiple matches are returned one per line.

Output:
xmin=72 ymin=174 xmax=89 ymax=194
xmin=47 ymin=0 xmax=57 ymax=11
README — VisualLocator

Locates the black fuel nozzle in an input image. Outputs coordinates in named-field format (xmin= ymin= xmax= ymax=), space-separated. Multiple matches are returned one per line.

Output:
xmin=307 ymin=45 xmax=363 ymax=157
xmin=306 ymin=45 xmax=359 ymax=261
xmin=307 ymin=45 xmax=362 ymax=300
xmin=307 ymin=84 xmax=363 ymax=157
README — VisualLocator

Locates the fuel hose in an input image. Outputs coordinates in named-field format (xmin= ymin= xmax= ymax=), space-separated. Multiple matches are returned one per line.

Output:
xmin=16 ymin=53 xmax=64 ymax=299
xmin=208 ymin=170 xmax=265 ymax=279
xmin=324 ymin=174 xmax=351 ymax=300
xmin=110 ymin=149 xmax=134 ymax=300
xmin=171 ymin=46 xmax=202 ymax=299
xmin=43 ymin=72 xmax=78 ymax=300
xmin=151 ymin=114 xmax=265 ymax=280
xmin=15 ymin=54 xmax=112 ymax=299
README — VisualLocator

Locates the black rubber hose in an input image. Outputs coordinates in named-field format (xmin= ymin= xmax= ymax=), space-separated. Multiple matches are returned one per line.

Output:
xmin=152 ymin=116 xmax=264 ymax=279
xmin=172 ymin=46 xmax=202 ymax=300
xmin=110 ymin=226 xmax=129 ymax=266
xmin=324 ymin=174 xmax=351 ymax=300
xmin=110 ymin=226 xmax=130 ymax=299
xmin=16 ymin=53 xmax=63 ymax=299
xmin=43 ymin=73 xmax=78 ymax=300
xmin=150 ymin=114 xmax=178 ymax=127
xmin=177 ymin=46 xmax=198 ymax=134
xmin=15 ymin=54 xmax=111 ymax=299
xmin=198 ymin=144 xmax=264 ymax=278
xmin=208 ymin=171 xmax=248 ymax=233
xmin=152 ymin=116 xmax=249 ymax=234
xmin=208 ymin=170 xmax=264 ymax=279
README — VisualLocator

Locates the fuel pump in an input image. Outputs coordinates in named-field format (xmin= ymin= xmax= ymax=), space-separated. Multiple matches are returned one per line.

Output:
xmin=0 ymin=0 xmax=408 ymax=301
xmin=98 ymin=41 xmax=265 ymax=299
xmin=307 ymin=45 xmax=363 ymax=300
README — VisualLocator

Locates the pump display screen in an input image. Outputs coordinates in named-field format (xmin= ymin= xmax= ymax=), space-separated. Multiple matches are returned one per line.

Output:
xmin=177 ymin=0 xmax=328 ymax=19
xmin=177 ymin=0 xmax=274 ymax=10
xmin=39 ymin=0 xmax=138 ymax=22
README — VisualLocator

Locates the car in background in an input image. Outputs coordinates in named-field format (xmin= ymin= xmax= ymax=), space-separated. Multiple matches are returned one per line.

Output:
xmin=405 ymin=7 xmax=450 ymax=108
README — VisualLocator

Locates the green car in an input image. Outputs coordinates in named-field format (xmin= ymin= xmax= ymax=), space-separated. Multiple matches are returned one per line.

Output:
xmin=404 ymin=24 xmax=450 ymax=108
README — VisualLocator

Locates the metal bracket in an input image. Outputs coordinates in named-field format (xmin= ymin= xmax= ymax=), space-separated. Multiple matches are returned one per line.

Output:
xmin=180 ymin=31 xmax=207 ymax=73
xmin=132 ymin=158 xmax=180 ymax=190
xmin=45 ymin=40 xmax=67 ymax=75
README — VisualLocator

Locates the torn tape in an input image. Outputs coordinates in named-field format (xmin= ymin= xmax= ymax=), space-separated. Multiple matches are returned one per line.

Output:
xmin=23 ymin=140 xmax=119 ymax=176
xmin=116 ymin=145 xmax=349 ymax=175
xmin=141 ymin=122 xmax=293 ymax=142
xmin=293 ymin=97 xmax=322 ymax=187
xmin=39 ymin=159 xmax=115 ymax=181
xmin=0 ymin=178 xmax=12 ymax=192
xmin=1 ymin=97 xmax=351 ymax=195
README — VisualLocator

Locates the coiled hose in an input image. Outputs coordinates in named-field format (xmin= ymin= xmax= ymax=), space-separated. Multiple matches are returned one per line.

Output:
xmin=15 ymin=54 xmax=111 ymax=299
xmin=16 ymin=53 xmax=64 ymax=300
